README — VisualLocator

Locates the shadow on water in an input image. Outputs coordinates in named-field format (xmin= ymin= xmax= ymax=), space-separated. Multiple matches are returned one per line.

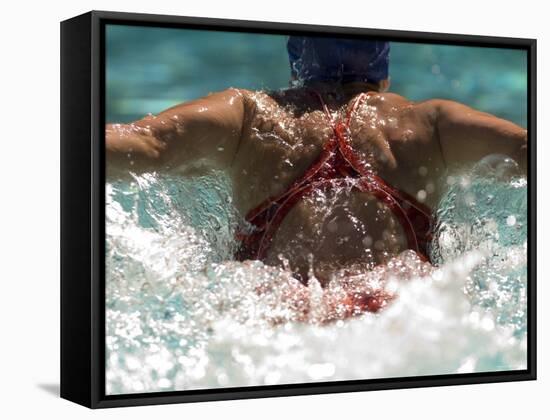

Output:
xmin=37 ymin=383 xmax=59 ymax=397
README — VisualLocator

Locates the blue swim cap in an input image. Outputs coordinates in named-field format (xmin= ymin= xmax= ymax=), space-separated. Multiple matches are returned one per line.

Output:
xmin=287 ymin=36 xmax=390 ymax=85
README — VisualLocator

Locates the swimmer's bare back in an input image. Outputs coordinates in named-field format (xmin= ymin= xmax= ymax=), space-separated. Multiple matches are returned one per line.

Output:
xmin=106 ymin=84 xmax=527 ymax=283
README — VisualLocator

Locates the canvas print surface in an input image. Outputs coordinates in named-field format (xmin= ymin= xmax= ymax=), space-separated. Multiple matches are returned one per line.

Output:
xmin=104 ymin=24 xmax=528 ymax=395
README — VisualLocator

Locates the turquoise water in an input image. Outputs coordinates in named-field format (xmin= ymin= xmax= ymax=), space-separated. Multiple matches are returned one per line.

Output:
xmin=105 ymin=25 xmax=528 ymax=395
xmin=105 ymin=25 xmax=527 ymax=127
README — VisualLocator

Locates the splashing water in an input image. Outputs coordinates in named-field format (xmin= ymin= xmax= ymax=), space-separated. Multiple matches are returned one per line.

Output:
xmin=106 ymin=157 xmax=527 ymax=395
xmin=430 ymin=155 xmax=528 ymax=337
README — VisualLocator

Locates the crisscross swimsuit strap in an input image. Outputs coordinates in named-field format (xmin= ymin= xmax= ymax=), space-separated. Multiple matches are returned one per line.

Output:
xmin=235 ymin=89 xmax=434 ymax=263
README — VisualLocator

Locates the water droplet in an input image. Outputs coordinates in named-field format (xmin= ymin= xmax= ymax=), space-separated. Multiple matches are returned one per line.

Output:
xmin=416 ymin=190 xmax=427 ymax=202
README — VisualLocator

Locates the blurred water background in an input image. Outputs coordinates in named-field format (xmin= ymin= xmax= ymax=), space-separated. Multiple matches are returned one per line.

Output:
xmin=106 ymin=25 xmax=526 ymax=127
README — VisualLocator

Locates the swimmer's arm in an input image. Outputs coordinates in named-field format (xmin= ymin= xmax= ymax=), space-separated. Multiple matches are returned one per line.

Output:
xmin=105 ymin=88 xmax=249 ymax=173
xmin=429 ymin=99 xmax=528 ymax=172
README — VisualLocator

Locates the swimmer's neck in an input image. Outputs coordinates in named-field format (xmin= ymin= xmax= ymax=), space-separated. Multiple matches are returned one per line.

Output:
xmin=299 ymin=79 xmax=381 ymax=99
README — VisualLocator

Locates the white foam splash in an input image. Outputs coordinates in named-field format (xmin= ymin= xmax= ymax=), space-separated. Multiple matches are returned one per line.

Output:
xmin=105 ymin=165 xmax=527 ymax=395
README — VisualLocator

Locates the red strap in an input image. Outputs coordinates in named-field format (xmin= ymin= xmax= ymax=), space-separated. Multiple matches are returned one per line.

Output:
xmin=245 ymin=90 xmax=366 ymax=225
xmin=236 ymin=89 xmax=433 ymax=262
xmin=316 ymin=91 xmax=433 ymax=259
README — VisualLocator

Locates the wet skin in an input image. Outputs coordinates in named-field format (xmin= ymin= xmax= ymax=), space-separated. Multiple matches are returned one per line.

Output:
xmin=106 ymin=81 xmax=527 ymax=286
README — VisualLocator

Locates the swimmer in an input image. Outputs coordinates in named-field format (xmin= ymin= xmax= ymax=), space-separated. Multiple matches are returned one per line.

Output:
xmin=106 ymin=37 xmax=527 ymax=313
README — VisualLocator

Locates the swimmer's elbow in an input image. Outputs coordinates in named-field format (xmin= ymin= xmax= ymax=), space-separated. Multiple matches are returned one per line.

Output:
xmin=107 ymin=88 xmax=249 ymax=172
xmin=430 ymin=99 xmax=528 ymax=171
xmin=105 ymin=123 xmax=168 ymax=171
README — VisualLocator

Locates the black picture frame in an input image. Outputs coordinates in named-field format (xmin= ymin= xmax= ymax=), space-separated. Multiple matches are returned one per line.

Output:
xmin=60 ymin=10 xmax=537 ymax=409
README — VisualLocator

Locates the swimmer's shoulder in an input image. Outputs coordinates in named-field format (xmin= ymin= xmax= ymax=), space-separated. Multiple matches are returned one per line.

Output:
xmin=225 ymin=87 xmax=282 ymax=114
xmin=365 ymin=91 xmax=439 ymax=123
xmin=230 ymin=87 xmax=310 ymax=124
xmin=222 ymin=87 xmax=277 ymax=104
xmin=363 ymin=91 xmax=412 ymax=108
xmin=200 ymin=87 xmax=263 ymax=112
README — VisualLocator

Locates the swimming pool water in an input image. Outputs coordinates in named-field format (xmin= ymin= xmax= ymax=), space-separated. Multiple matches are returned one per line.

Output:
xmin=105 ymin=25 xmax=527 ymax=127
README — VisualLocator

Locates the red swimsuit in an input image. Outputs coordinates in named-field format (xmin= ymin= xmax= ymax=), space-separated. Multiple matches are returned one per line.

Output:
xmin=235 ymin=89 xmax=434 ymax=264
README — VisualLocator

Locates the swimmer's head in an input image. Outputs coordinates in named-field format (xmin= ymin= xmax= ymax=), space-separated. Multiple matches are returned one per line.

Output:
xmin=287 ymin=36 xmax=390 ymax=91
